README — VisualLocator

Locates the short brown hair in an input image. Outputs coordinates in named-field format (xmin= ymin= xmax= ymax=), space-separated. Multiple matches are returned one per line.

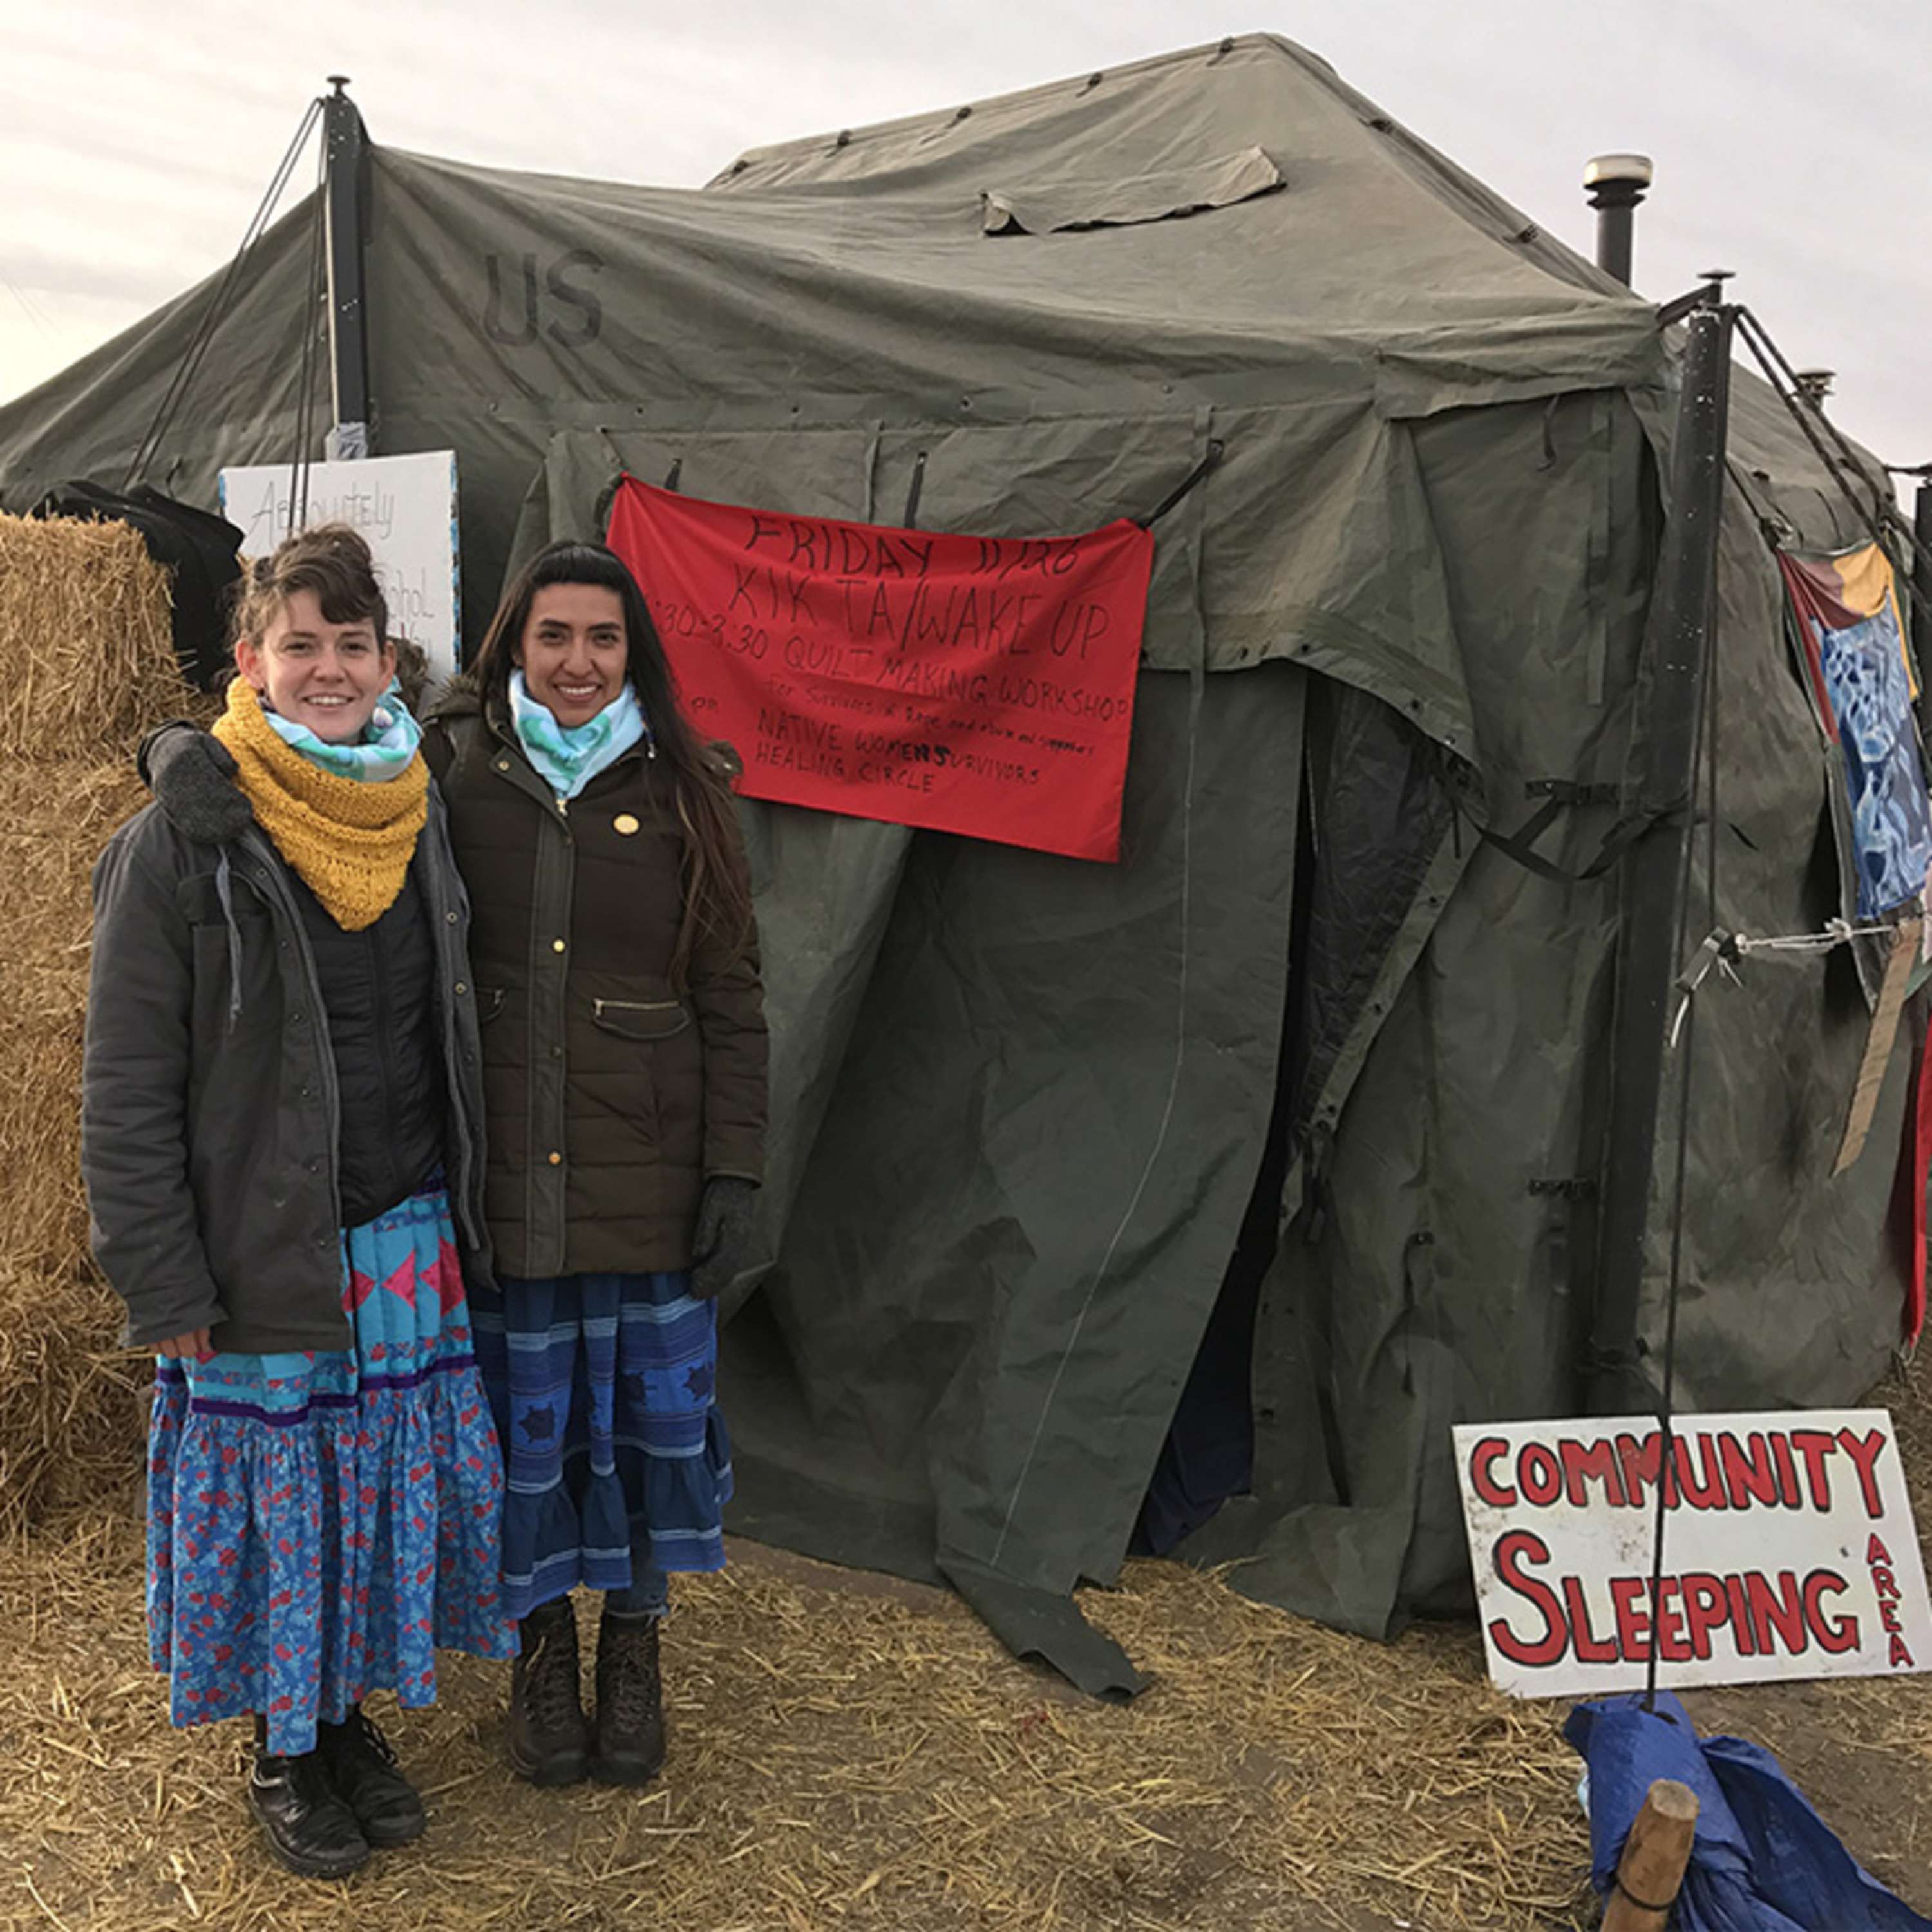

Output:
xmin=232 ymin=522 xmax=388 ymax=652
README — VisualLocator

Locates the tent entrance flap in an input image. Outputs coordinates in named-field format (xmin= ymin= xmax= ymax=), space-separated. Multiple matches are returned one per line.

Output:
xmin=1138 ymin=676 xmax=1455 ymax=1566
xmin=1135 ymin=785 xmax=1309 ymax=1556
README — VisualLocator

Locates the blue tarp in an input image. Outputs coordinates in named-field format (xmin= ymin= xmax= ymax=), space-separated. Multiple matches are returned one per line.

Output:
xmin=1565 ymin=1693 xmax=1932 ymax=1931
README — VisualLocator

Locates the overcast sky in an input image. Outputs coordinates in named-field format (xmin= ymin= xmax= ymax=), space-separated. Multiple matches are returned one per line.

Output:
xmin=5 ymin=0 xmax=1929 ymax=478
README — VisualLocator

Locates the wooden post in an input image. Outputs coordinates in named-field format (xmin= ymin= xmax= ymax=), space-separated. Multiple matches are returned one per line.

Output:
xmin=1604 ymin=1777 xmax=1700 ymax=1930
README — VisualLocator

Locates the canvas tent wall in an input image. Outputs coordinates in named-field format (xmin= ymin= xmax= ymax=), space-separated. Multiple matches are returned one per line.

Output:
xmin=0 ymin=34 xmax=1909 ymax=1683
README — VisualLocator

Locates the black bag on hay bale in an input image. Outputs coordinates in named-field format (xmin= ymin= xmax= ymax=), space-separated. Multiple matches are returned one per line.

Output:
xmin=33 ymin=482 xmax=242 ymax=690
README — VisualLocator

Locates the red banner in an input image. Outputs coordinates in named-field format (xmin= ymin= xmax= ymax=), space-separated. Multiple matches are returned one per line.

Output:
xmin=605 ymin=477 xmax=1153 ymax=861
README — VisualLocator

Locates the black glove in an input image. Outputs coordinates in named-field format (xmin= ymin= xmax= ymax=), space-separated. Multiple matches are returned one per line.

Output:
xmin=141 ymin=722 xmax=252 ymax=845
xmin=690 ymin=1175 xmax=757 ymax=1301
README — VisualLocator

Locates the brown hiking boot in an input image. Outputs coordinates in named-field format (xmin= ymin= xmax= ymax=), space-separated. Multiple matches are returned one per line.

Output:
xmin=507 ymin=1597 xmax=591 ymax=1786
xmin=591 ymin=1610 xmax=666 ymax=1787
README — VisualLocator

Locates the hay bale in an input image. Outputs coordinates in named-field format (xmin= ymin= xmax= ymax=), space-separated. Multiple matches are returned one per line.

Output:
xmin=0 ymin=516 xmax=203 ymax=1523
xmin=0 ymin=750 xmax=169 ymax=1522
xmin=0 ymin=511 xmax=196 ymax=762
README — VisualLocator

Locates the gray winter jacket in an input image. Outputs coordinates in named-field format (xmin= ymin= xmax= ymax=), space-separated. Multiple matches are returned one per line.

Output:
xmin=80 ymin=762 xmax=492 ymax=1352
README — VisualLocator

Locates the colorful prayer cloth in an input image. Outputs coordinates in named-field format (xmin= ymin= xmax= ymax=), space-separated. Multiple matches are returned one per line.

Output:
xmin=1778 ymin=544 xmax=1932 ymax=918
xmin=471 ymin=1269 xmax=732 ymax=1623
xmin=146 ymin=1184 xmax=514 ymax=1756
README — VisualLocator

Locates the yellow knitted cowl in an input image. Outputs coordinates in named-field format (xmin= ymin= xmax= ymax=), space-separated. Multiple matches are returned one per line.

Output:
xmin=213 ymin=680 xmax=429 ymax=931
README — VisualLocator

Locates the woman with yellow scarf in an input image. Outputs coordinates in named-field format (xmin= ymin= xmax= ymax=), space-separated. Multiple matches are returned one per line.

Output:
xmin=83 ymin=526 xmax=512 ymax=1880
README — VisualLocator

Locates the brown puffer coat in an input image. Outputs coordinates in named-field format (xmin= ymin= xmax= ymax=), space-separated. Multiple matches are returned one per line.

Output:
xmin=424 ymin=687 xmax=766 ymax=1280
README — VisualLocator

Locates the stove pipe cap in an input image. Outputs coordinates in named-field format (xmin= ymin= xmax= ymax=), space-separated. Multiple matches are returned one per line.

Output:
xmin=1585 ymin=153 xmax=1654 ymax=191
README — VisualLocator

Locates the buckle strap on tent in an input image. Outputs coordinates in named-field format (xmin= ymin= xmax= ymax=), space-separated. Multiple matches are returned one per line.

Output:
xmin=1138 ymin=440 xmax=1224 ymax=527
xmin=1480 ymin=779 xmax=1644 ymax=884
xmin=1530 ymin=1177 xmax=1598 ymax=1201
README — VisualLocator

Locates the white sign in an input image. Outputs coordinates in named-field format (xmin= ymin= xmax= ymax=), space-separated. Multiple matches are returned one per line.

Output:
xmin=218 ymin=451 xmax=461 ymax=683
xmin=1454 ymin=1410 xmax=1932 ymax=1698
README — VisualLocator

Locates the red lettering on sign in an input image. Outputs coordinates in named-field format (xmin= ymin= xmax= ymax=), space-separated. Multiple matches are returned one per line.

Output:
xmin=1558 ymin=1436 xmax=1627 ymax=1508
xmin=1726 ymin=1574 xmax=1758 ymax=1654
xmin=1789 ymin=1429 xmax=1838 ymax=1509
xmin=1519 ymin=1443 xmax=1562 ymax=1508
xmin=1838 ymin=1429 xmax=1889 ymax=1520
xmin=1718 ymin=1432 xmax=1781 ymax=1508
xmin=1681 ymin=1573 xmax=1729 ymax=1661
xmin=1892 ymin=1634 xmax=1917 ymax=1667
xmin=1868 ymin=1533 xmax=1895 ymax=1567
xmin=1770 ymin=1433 xmax=1803 ymax=1508
xmin=1873 ymin=1567 xmax=1901 ymax=1602
xmin=1804 ymin=1570 xmax=1859 ymax=1654
xmin=607 ymin=478 xmax=1154 ymax=862
xmin=1488 ymin=1531 xmax=1566 ymax=1667
xmin=1880 ymin=1600 xmax=1903 ymax=1634
xmin=1747 ymin=1571 xmax=1809 ymax=1654
xmin=1615 ymin=1432 xmax=1668 ymax=1510
xmin=1672 ymin=1432 xmax=1730 ymax=1510
xmin=1469 ymin=1437 xmax=1515 ymax=1508
xmin=1560 ymin=1576 xmax=1619 ymax=1662
xmin=1611 ymin=1576 xmax=1652 ymax=1658
xmin=1651 ymin=1577 xmax=1691 ymax=1662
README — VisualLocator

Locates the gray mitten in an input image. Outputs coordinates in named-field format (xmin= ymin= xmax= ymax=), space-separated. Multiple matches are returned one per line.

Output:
xmin=689 ymin=1176 xmax=757 ymax=1301
xmin=141 ymin=722 xmax=252 ymax=844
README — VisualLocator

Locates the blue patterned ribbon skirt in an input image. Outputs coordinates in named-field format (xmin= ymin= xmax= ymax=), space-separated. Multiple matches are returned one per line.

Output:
xmin=471 ymin=1270 xmax=733 ymax=1624
xmin=146 ymin=1186 xmax=516 ymax=1756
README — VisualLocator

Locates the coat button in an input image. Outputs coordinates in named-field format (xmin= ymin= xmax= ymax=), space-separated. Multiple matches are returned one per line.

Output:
xmin=496 ymin=758 xmax=511 ymax=772
xmin=455 ymin=981 xmax=468 ymax=996
xmin=547 ymin=1150 xmax=562 ymax=1166
xmin=551 ymin=938 xmax=566 ymax=954
xmin=614 ymin=813 xmax=639 ymax=835
xmin=446 ymin=911 xmax=458 ymax=925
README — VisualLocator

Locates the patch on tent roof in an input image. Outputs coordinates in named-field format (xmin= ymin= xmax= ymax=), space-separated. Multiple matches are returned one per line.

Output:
xmin=980 ymin=146 xmax=1285 ymax=236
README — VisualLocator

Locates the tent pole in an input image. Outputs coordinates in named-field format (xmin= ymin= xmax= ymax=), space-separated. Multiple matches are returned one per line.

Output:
xmin=321 ymin=77 xmax=372 ymax=460
xmin=1914 ymin=480 xmax=1932 ymax=742
xmin=1586 ymin=289 xmax=1736 ymax=1414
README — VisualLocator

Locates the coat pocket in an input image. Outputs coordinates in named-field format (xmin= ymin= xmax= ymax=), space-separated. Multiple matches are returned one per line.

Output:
xmin=589 ymin=996 xmax=690 ymax=1043
xmin=476 ymin=985 xmax=507 ymax=1024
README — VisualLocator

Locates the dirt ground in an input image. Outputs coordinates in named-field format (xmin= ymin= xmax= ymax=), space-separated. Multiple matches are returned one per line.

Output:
xmin=3 ymin=1372 xmax=1932 ymax=1932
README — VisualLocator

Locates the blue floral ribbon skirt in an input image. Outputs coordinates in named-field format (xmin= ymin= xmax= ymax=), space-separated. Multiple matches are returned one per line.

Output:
xmin=471 ymin=1271 xmax=733 ymax=1624
xmin=146 ymin=1186 xmax=515 ymax=1756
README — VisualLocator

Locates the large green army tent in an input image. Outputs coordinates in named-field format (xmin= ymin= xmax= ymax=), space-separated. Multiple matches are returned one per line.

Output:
xmin=1 ymin=33 xmax=1913 ymax=1690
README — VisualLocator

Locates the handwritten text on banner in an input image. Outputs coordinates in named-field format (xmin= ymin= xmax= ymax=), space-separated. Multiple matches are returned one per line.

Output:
xmin=605 ymin=477 xmax=1154 ymax=861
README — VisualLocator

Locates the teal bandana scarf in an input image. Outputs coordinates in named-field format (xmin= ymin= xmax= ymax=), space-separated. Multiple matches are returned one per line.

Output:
xmin=261 ymin=679 xmax=423 ymax=783
xmin=509 ymin=669 xmax=648 ymax=799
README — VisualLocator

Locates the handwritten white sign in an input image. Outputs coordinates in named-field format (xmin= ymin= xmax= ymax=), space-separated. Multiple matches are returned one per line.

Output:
xmin=1454 ymin=1409 xmax=1932 ymax=1698
xmin=218 ymin=451 xmax=461 ymax=683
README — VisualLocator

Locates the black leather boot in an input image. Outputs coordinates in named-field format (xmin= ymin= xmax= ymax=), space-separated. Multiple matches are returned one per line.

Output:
xmin=592 ymin=1609 xmax=666 ymax=1787
xmin=508 ymin=1596 xmax=591 ymax=1786
xmin=316 ymin=1705 xmax=426 ymax=1848
xmin=248 ymin=1743 xmax=370 ymax=1880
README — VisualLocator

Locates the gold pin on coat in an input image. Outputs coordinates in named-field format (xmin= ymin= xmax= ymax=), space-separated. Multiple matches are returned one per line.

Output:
xmin=613 ymin=813 xmax=640 ymax=836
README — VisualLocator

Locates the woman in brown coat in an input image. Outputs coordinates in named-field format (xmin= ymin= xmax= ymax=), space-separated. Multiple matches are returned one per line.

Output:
xmin=423 ymin=540 xmax=766 ymax=1791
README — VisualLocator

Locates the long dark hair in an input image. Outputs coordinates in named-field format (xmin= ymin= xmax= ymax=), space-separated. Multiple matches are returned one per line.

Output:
xmin=468 ymin=540 xmax=753 ymax=981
